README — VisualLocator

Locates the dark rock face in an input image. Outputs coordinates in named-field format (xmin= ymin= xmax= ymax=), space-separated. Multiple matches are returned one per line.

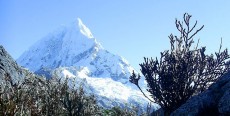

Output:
xmin=171 ymin=72 xmax=230 ymax=115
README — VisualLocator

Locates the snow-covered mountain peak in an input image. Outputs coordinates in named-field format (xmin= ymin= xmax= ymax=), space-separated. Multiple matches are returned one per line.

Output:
xmin=16 ymin=19 xmax=160 ymax=111
xmin=62 ymin=18 xmax=96 ymax=48
xmin=17 ymin=19 xmax=134 ymax=83
xmin=77 ymin=18 xmax=94 ymax=39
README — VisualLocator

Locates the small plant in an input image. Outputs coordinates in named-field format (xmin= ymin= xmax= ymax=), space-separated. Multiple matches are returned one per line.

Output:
xmin=102 ymin=105 xmax=139 ymax=116
xmin=130 ymin=13 xmax=230 ymax=115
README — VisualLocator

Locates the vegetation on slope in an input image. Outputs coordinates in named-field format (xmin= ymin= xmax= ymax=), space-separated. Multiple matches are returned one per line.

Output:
xmin=0 ymin=72 xmax=148 ymax=116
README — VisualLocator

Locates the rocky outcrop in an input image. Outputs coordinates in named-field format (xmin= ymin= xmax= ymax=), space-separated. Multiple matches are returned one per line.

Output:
xmin=0 ymin=45 xmax=30 ymax=82
xmin=171 ymin=72 xmax=230 ymax=115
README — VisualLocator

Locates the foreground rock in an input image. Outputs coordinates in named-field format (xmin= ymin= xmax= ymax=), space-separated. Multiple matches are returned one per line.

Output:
xmin=171 ymin=72 xmax=230 ymax=115
xmin=0 ymin=45 xmax=31 ymax=82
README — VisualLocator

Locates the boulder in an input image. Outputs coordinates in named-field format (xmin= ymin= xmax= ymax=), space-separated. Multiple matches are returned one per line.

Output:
xmin=171 ymin=72 xmax=230 ymax=115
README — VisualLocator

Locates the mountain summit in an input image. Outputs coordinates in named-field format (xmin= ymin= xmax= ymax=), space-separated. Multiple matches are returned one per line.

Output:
xmin=17 ymin=18 xmax=134 ymax=83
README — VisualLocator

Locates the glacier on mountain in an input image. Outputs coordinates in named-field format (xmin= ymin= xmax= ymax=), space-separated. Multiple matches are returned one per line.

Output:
xmin=17 ymin=18 xmax=159 ymax=110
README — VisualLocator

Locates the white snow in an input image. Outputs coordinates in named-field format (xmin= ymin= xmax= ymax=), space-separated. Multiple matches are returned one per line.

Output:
xmin=76 ymin=67 xmax=90 ymax=78
xmin=77 ymin=18 xmax=94 ymax=39
xmin=62 ymin=69 xmax=75 ymax=78
xmin=87 ymin=77 xmax=131 ymax=101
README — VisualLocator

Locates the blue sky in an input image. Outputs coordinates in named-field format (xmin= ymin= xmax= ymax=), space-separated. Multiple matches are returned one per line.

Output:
xmin=1 ymin=0 xmax=230 ymax=70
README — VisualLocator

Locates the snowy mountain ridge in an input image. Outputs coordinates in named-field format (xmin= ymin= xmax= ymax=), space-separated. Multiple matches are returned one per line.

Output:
xmin=17 ymin=18 xmax=135 ymax=83
xmin=17 ymin=18 xmax=159 ymax=110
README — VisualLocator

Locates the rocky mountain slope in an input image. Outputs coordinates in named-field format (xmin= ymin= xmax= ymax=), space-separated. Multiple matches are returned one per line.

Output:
xmin=0 ymin=45 xmax=32 ymax=82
